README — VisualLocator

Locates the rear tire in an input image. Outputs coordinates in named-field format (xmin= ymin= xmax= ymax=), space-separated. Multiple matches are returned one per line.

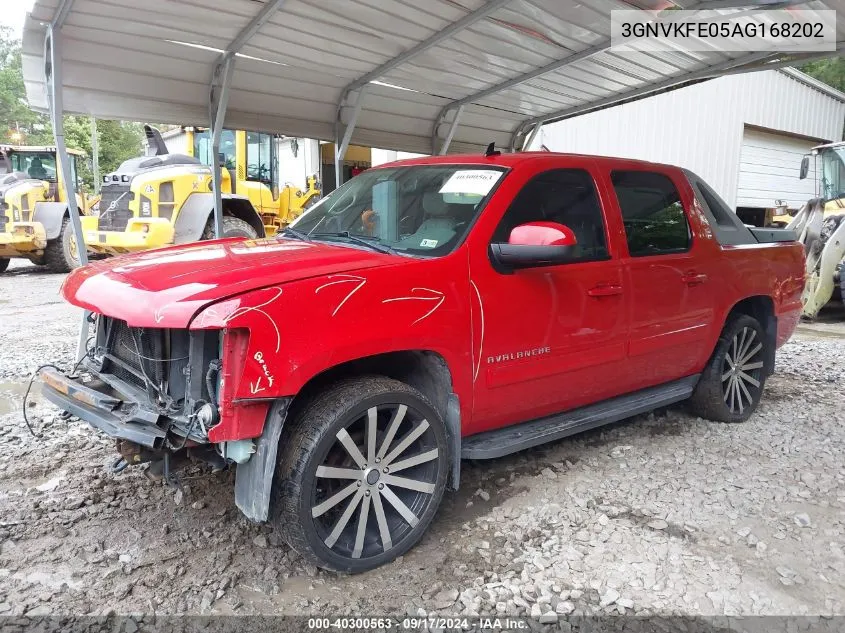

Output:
xmin=271 ymin=377 xmax=449 ymax=573
xmin=44 ymin=218 xmax=81 ymax=273
xmin=688 ymin=314 xmax=767 ymax=423
xmin=0 ymin=258 xmax=9 ymax=273
xmin=200 ymin=216 xmax=258 ymax=241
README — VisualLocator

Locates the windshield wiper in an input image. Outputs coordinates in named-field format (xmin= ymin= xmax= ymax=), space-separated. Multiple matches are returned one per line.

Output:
xmin=311 ymin=231 xmax=395 ymax=255
xmin=280 ymin=226 xmax=312 ymax=242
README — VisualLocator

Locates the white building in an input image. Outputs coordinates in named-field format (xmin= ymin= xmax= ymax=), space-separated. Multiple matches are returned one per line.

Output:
xmin=530 ymin=68 xmax=845 ymax=215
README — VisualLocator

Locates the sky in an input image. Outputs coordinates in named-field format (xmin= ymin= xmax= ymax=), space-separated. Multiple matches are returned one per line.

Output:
xmin=1 ymin=0 xmax=37 ymax=39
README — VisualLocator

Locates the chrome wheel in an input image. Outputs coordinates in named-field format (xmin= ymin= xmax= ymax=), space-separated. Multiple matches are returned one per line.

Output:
xmin=721 ymin=326 xmax=764 ymax=415
xmin=310 ymin=403 xmax=440 ymax=561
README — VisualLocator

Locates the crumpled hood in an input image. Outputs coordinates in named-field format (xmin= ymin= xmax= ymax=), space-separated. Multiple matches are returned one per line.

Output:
xmin=63 ymin=237 xmax=394 ymax=327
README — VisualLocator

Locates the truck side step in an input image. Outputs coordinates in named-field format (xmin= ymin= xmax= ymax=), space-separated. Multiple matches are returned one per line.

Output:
xmin=461 ymin=375 xmax=700 ymax=460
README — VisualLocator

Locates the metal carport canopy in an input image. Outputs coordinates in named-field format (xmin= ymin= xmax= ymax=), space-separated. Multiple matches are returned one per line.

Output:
xmin=21 ymin=0 xmax=845 ymax=159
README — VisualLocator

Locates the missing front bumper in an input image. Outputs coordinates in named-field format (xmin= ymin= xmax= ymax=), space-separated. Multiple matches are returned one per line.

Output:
xmin=40 ymin=367 xmax=167 ymax=448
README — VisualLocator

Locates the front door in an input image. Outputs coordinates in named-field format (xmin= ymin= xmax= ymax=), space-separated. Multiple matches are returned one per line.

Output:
xmin=606 ymin=168 xmax=715 ymax=386
xmin=468 ymin=164 xmax=630 ymax=433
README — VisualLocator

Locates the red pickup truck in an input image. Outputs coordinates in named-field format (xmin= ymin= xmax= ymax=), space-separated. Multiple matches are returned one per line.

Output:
xmin=42 ymin=152 xmax=805 ymax=572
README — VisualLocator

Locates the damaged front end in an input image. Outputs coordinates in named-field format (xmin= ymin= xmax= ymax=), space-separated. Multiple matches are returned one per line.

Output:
xmin=40 ymin=315 xmax=270 ymax=478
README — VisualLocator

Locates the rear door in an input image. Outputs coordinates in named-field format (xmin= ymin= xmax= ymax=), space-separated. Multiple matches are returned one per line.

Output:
xmin=467 ymin=160 xmax=630 ymax=432
xmin=606 ymin=167 xmax=715 ymax=387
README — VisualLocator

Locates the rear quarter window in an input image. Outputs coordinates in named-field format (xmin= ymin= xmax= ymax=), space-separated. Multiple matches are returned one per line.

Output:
xmin=684 ymin=169 xmax=757 ymax=246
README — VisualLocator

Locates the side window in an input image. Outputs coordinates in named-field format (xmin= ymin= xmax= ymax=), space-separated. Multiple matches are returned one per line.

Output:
xmin=492 ymin=168 xmax=608 ymax=262
xmin=193 ymin=130 xmax=235 ymax=170
xmin=246 ymin=132 xmax=273 ymax=185
xmin=219 ymin=130 xmax=236 ymax=171
xmin=611 ymin=170 xmax=690 ymax=256
xmin=193 ymin=131 xmax=211 ymax=165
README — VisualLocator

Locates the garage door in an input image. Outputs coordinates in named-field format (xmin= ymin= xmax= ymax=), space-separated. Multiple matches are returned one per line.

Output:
xmin=737 ymin=128 xmax=819 ymax=210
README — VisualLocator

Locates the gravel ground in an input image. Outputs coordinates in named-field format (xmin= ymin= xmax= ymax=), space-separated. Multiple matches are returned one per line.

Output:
xmin=1 ymin=259 xmax=844 ymax=627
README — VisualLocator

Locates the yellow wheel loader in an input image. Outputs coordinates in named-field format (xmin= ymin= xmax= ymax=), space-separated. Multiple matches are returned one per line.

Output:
xmin=0 ymin=145 xmax=96 ymax=273
xmin=83 ymin=127 xmax=265 ymax=256
xmin=789 ymin=142 xmax=845 ymax=318
xmin=185 ymin=127 xmax=321 ymax=235
xmin=83 ymin=127 xmax=321 ymax=256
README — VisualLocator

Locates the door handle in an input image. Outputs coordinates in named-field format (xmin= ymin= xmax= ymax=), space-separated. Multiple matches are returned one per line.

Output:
xmin=587 ymin=284 xmax=623 ymax=297
xmin=681 ymin=272 xmax=708 ymax=286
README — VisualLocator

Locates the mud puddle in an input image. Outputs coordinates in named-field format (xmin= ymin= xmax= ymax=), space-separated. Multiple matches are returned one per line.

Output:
xmin=0 ymin=379 xmax=36 ymax=416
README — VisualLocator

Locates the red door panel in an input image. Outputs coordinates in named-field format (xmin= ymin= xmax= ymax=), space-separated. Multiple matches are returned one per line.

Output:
xmin=470 ymin=261 xmax=628 ymax=431
xmin=624 ymin=254 xmax=714 ymax=384
xmin=464 ymin=159 xmax=631 ymax=435
xmin=601 ymin=166 xmax=716 ymax=389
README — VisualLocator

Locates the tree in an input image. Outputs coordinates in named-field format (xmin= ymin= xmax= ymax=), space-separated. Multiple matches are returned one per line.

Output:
xmin=799 ymin=57 xmax=845 ymax=94
xmin=0 ymin=26 xmax=143 ymax=191
xmin=63 ymin=117 xmax=143 ymax=191
xmin=0 ymin=25 xmax=49 ymax=143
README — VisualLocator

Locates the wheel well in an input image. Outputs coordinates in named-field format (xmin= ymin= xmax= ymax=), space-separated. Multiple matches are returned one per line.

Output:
xmin=727 ymin=295 xmax=776 ymax=375
xmin=222 ymin=197 xmax=266 ymax=237
xmin=288 ymin=350 xmax=454 ymax=422
xmin=729 ymin=295 xmax=773 ymax=325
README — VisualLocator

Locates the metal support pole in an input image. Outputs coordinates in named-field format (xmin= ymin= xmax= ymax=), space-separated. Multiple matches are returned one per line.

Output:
xmin=224 ymin=0 xmax=289 ymax=56
xmin=45 ymin=24 xmax=89 ymax=361
xmin=91 ymin=116 xmax=100 ymax=194
xmin=209 ymin=55 xmax=235 ymax=239
xmin=334 ymin=87 xmax=366 ymax=190
xmin=521 ymin=122 xmax=541 ymax=152
xmin=333 ymin=124 xmax=342 ymax=193
xmin=437 ymin=105 xmax=464 ymax=155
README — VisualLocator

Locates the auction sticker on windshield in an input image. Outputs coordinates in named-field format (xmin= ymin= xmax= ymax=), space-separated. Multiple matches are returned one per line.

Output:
xmin=439 ymin=170 xmax=503 ymax=196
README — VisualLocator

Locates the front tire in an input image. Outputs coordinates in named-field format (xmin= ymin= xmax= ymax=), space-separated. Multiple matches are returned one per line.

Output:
xmin=0 ymin=258 xmax=9 ymax=273
xmin=272 ymin=377 xmax=449 ymax=573
xmin=688 ymin=314 xmax=767 ymax=423
xmin=44 ymin=218 xmax=81 ymax=273
xmin=200 ymin=215 xmax=258 ymax=241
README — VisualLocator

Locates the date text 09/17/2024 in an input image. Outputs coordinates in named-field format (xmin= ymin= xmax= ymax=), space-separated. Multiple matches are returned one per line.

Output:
xmin=307 ymin=617 xmax=532 ymax=630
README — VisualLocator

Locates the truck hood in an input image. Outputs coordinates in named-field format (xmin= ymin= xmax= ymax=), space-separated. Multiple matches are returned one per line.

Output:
xmin=63 ymin=237 xmax=395 ymax=327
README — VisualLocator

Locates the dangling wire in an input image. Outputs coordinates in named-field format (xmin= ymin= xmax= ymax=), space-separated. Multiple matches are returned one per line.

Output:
xmin=22 ymin=337 xmax=96 ymax=438
xmin=22 ymin=364 xmax=63 ymax=438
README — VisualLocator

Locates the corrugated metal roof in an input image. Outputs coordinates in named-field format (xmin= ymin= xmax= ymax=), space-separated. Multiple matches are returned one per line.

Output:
xmin=21 ymin=0 xmax=845 ymax=155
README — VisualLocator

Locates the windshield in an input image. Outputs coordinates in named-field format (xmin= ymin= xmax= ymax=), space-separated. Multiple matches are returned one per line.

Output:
xmin=9 ymin=151 xmax=57 ymax=181
xmin=291 ymin=165 xmax=506 ymax=257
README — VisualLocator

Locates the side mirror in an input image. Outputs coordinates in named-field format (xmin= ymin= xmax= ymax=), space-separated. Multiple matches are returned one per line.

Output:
xmin=489 ymin=221 xmax=577 ymax=271
xmin=799 ymin=156 xmax=809 ymax=180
